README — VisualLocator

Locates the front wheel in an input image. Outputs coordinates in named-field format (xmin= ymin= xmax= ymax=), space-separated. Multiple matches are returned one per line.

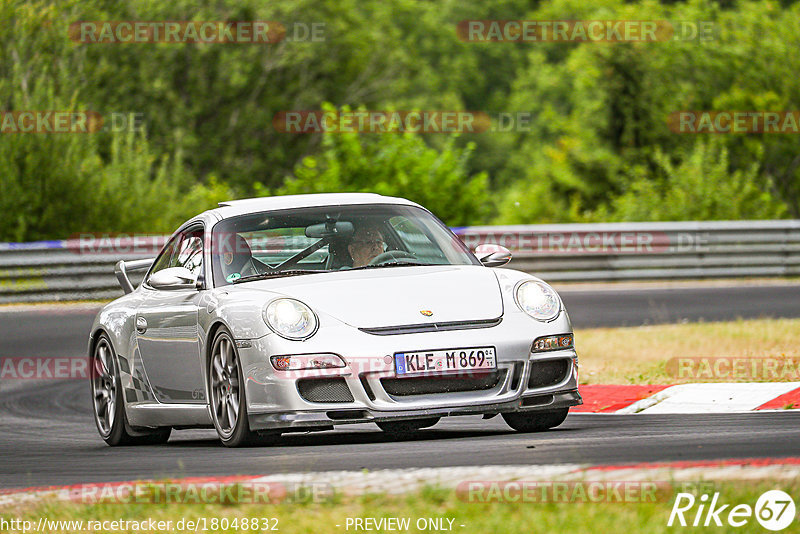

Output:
xmin=502 ymin=408 xmax=569 ymax=433
xmin=91 ymin=333 xmax=171 ymax=446
xmin=208 ymin=328 xmax=264 ymax=447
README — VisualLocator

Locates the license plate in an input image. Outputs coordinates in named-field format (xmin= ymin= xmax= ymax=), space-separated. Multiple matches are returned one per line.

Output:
xmin=394 ymin=347 xmax=496 ymax=376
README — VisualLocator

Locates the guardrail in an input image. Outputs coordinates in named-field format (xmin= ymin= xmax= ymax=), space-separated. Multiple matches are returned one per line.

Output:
xmin=1 ymin=220 xmax=799 ymax=303
xmin=452 ymin=220 xmax=800 ymax=282
xmin=0 ymin=237 xmax=167 ymax=304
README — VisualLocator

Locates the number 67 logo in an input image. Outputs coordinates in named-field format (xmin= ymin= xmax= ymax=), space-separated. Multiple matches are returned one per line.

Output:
xmin=756 ymin=490 xmax=796 ymax=531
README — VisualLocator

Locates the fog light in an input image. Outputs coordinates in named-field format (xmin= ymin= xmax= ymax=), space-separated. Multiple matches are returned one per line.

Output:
xmin=270 ymin=353 xmax=345 ymax=371
xmin=532 ymin=334 xmax=573 ymax=352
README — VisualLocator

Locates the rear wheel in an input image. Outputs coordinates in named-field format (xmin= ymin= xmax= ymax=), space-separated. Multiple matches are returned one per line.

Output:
xmin=209 ymin=328 xmax=271 ymax=447
xmin=377 ymin=417 xmax=440 ymax=435
xmin=91 ymin=333 xmax=171 ymax=446
xmin=502 ymin=408 xmax=569 ymax=432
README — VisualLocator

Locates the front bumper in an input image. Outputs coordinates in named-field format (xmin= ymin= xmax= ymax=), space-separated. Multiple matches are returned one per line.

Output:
xmin=238 ymin=310 xmax=582 ymax=431
xmin=249 ymin=389 xmax=582 ymax=431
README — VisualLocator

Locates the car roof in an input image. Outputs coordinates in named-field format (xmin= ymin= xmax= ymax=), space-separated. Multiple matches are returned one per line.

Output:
xmin=208 ymin=193 xmax=423 ymax=219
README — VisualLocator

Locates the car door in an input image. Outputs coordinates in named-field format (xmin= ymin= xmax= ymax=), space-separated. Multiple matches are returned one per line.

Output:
xmin=135 ymin=226 xmax=207 ymax=403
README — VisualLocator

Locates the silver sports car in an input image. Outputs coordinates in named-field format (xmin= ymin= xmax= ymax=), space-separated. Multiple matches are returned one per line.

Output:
xmin=90 ymin=193 xmax=582 ymax=446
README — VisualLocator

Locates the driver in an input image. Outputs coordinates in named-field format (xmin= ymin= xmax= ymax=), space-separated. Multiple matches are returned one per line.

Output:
xmin=348 ymin=225 xmax=386 ymax=267
xmin=220 ymin=234 xmax=257 ymax=282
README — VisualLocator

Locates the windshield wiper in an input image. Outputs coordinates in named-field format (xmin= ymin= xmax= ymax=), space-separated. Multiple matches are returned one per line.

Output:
xmin=349 ymin=261 xmax=432 ymax=271
xmin=231 ymin=269 xmax=325 ymax=283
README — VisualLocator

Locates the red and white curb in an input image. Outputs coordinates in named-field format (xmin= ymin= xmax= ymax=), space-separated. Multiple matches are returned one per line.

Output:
xmin=2 ymin=458 xmax=799 ymax=507
xmin=573 ymin=383 xmax=800 ymax=413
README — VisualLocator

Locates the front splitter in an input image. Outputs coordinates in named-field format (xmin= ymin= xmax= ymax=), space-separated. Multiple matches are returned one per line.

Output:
xmin=248 ymin=389 xmax=582 ymax=431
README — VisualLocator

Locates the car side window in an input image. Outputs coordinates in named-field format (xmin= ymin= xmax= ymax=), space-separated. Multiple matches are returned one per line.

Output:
xmin=147 ymin=235 xmax=181 ymax=280
xmin=173 ymin=232 xmax=203 ymax=277
xmin=147 ymin=227 xmax=204 ymax=285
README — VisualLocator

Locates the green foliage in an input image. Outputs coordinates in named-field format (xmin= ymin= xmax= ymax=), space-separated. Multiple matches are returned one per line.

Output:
xmin=1 ymin=0 xmax=799 ymax=241
xmin=0 ymin=0 xmax=233 ymax=241
xmin=495 ymin=0 xmax=800 ymax=223
xmin=605 ymin=140 xmax=787 ymax=221
xmin=277 ymin=107 xmax=491 ymax=226
xmin=0 ymin=126 xmax=233 ymax=241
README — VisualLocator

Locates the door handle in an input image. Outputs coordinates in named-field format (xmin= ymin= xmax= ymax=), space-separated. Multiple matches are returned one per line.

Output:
xmin=136 ymin=316 xmax=148 ymax=334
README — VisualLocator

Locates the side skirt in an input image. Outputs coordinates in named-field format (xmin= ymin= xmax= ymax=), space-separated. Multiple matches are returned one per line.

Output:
xmin=127 ymin=403 xmax=212 ymax=427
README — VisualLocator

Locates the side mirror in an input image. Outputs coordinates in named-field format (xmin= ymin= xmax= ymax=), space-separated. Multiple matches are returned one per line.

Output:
xmin=474 ymin=244 xmax=512 ymax=267
xmin=148 ymin=267 xmax=198 ymax=290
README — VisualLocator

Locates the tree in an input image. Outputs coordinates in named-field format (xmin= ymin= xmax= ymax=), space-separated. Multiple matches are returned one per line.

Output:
xmin=276 ymin=106 xmax=491 ymax=226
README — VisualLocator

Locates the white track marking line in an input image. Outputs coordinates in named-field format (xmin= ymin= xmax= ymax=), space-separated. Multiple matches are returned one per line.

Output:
xmin=617 ymin=382 xmax=800 ymax=414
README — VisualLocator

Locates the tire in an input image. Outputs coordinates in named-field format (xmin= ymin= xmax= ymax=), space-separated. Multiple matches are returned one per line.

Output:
xmin=91 ymin=333 xmax=171 ymax=446
xmin=376 ymin=417 xmax=440 ymax=435
xmin=502 ymin=408 xmax=569 ymax=432
xmin=208 ymin=327 xmax=264 ymax=447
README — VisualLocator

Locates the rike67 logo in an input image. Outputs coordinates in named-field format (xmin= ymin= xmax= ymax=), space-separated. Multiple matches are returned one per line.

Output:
xmin=669 ymin=490 xmax=796 ymax=530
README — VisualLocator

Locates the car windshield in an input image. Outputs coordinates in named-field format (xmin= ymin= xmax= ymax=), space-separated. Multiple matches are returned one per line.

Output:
xmin=211 ymin=203 xmax=479 ymax=286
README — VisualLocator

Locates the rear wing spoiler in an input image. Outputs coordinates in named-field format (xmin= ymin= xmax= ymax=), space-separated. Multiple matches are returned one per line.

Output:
xmin=114 ymin=258 xmax=154 ymax=294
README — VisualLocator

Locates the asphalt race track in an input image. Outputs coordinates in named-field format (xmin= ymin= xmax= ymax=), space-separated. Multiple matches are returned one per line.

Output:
xmin=560 ymin=282 xmax=800 ymax=327
xmin=1 ymin=283 xmax=799 ymax=489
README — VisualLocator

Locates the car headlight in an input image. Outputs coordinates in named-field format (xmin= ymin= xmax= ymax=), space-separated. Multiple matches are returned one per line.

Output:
xmin=515 ymin=280 xmax=561 ymax=321
xmin=263 ymin=298 xmax=318 ymax=340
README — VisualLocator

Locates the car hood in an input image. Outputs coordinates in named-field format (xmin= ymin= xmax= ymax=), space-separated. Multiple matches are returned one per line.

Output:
xmin=232 ymin=265 xmax=503 ymax=328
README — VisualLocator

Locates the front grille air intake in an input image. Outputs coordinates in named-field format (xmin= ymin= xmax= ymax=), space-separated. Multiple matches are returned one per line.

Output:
xmin=297 ymin=378 xmax=354 ymax=403
xmin=381 ymin=370 xmax=505 ymax=396
xmin=528 ymin=359 xmax=570 ymax=389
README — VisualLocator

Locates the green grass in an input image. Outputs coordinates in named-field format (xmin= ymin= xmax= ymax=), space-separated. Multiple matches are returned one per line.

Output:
xmin=2 ymin=480 xmax=798 ymax=533
xmin=575 ymin=318 xmax=800 ymax=384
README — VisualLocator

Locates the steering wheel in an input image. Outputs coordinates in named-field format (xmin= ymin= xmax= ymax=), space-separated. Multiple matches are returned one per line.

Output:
xmin=368 ymin=250 xmax=417 ymax=265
